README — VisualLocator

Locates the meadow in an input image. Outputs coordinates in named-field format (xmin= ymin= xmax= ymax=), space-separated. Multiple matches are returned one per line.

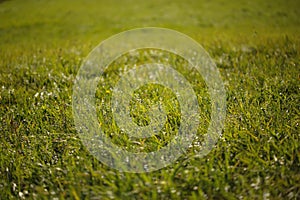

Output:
xmin=0 ymin=0 xmax=299 ymax=199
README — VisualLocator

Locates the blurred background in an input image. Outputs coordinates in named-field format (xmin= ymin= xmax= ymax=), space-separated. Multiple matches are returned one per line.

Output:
xmin=1 ymin=0 xmax=299 ymax=48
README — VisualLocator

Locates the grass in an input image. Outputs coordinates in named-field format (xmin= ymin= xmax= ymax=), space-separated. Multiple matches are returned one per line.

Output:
xmin=0 ymin=0 xmax=299 ymax=199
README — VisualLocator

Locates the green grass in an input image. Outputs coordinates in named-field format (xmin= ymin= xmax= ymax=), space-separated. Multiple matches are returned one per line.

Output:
xmin=0 ymin=0 xmax=299 ymax=199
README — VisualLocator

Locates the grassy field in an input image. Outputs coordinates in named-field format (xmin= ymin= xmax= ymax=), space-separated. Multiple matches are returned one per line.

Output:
xmin=0 ymin=0 xmax=299 ymax=199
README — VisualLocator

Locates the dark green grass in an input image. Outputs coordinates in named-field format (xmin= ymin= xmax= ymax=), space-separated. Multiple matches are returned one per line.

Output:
xmin=0 ymin=0 xmax=300 ymax=199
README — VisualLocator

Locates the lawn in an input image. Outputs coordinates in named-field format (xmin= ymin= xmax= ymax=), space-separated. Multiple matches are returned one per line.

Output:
xmin=0 ymin=0 xmax=299 ymax=199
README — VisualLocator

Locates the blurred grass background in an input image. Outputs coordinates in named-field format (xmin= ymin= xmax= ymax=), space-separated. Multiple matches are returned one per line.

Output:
xmin=1 ymin=0 xmax=299 ymax=47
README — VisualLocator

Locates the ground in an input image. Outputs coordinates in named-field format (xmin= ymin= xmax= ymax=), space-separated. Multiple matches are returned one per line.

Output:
xmin=0 ymin=0 xmax=299 ymax=199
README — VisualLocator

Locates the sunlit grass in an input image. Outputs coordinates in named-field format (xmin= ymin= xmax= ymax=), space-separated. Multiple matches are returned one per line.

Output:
xmin=0 ymin=0 xmax=299 ymax=199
